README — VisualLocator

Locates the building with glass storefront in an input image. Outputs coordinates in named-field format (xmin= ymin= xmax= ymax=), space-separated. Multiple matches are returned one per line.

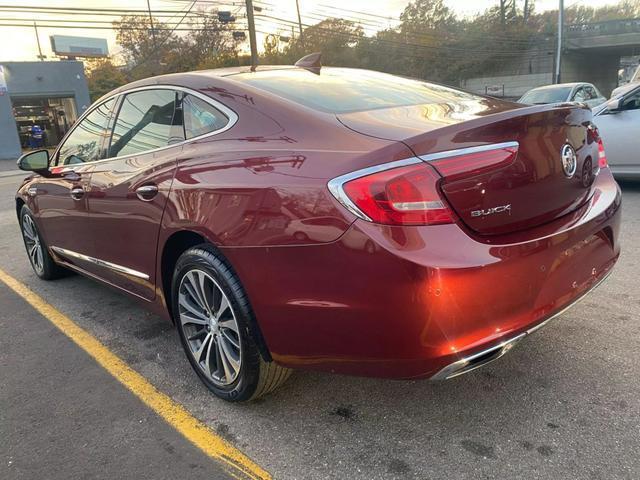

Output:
xmin=0 ymin=61 xmax=90 ymax=161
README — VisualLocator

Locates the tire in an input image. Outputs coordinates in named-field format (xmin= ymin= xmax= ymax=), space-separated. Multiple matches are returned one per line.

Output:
xmin=171 ymin=244 xmax=291 ymax=402
xmin=19 ymin=206 xmax=67 ymax=280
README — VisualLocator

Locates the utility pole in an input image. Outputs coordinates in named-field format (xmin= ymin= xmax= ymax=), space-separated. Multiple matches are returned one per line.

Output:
xmin=147 ymin=0 xmax=157 ymax=50
xmin=295 ymin=0 xmax=304 ymax=48
xmin=245 ymin=0 xmax=259 ymax=70
xmin=524 ymin=0 xmax=529 ymax=24
xmin=33 ymin=22 xmax=45 ymax=61
xmin=555 ymin=0 xmax=564 ymax=84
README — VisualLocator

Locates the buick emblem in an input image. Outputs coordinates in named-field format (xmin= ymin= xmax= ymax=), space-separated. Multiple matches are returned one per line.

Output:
xmin=560 ymin=144 xmax=577 ymax=178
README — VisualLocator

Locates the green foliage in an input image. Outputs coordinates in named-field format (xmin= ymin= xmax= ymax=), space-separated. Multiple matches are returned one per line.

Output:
xmin=113 ymin=9 xmax=239 ymax=80
xmin=86 ymin=59 xmax=128 ymax=102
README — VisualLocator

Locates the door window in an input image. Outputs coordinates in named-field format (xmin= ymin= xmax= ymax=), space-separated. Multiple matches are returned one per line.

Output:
xmin=622 ymin=90 xmax=640 ymax=111
xmin=572 ymin=87 xmax=586 ymax=102
xmin=584 ymin=86 xmax=597 ymax=100
xmin=183 ymin=94 xmax=229 ymax=139
xmin=109 ymin=89 xmax=183 ymax=158
xmin=57 ymin=98 xmax=116 ymax=165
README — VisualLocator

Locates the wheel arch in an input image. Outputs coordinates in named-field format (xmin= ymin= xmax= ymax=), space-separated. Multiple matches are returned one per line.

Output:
xmin=159 ymin=229 xmax=273 ymax=362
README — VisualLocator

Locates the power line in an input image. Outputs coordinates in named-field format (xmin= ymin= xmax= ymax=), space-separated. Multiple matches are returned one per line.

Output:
xmin=254 ymin=14 xmax=544 ymax=56
xmin=129 ymin=0 xmax=199 ymax=73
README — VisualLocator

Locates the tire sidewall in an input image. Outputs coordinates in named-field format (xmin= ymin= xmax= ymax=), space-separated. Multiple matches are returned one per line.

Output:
xmin=171 ymin=247 xmax=261 ymax=402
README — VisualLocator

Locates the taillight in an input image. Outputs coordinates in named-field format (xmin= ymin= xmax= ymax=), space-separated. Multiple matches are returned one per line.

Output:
xmin=597 ymin=138 xmax=608 ymax=169
xmin=329 ymin=161 xmax=455 ymax=226
xmin=589 ymin=124 xmax=608 ymax=169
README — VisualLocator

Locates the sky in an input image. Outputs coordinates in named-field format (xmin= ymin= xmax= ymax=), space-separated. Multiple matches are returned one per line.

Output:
xmin=0 ymin=0 xmax=623 ymax=62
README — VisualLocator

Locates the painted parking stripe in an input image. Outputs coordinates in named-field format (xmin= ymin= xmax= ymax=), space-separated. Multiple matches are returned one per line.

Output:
xmin=0 ymin=268 xmax=271 ymax=480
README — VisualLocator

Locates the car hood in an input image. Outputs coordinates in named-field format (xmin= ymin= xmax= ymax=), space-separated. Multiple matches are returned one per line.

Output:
xmin=610 ymin=82 xmax=639 ymax=99
xmin=336 ymin=97 xmax=521 ymax=141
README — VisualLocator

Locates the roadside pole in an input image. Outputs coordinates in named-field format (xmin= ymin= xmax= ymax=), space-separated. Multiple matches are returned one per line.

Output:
xmin=245 ymin=0 xmax=259 ymax=70
xmin=555 ymin=0 xmax=564 ymax=84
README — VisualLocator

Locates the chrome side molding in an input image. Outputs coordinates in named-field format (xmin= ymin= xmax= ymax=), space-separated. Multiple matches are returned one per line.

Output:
xmin=50 ymin=246 xmax=150 ymax=280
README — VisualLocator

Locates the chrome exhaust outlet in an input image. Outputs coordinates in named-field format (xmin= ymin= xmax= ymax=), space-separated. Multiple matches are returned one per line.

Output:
xmin=430 ymin=333 xmax=526 ymax=381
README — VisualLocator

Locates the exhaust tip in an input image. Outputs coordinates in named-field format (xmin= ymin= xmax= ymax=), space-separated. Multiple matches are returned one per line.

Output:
xmin=430 ymin=333 xmax=526 ymax=381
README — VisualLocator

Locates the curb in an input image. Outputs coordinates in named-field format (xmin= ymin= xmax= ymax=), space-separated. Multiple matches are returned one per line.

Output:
xmin=0 ymin=170 xmax=25 ymax=178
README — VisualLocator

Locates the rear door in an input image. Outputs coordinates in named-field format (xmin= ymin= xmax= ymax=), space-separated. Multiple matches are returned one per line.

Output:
xmin=31 ymin=98 xmax=116 ymax=270
xmin=86 ymin=88 xmax=184 ymax=300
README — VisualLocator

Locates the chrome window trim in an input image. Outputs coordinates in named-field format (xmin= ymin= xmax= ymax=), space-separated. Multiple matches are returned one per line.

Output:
xmin=51 ymin=84 xmax=239 ymax=169
xmin=327 ymin=141 xmax=519 ymax=222
xmin=50 ymin=246 xmax=150 ymax=280
xmin=417 ymin=141 xmax=519 ymax=163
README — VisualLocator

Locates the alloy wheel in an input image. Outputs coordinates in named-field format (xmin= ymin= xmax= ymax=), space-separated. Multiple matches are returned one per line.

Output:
xmin=178 ymin=269 xmax=242 ymax=386
xmin=22 ymin=215 xmax=44 ymax=275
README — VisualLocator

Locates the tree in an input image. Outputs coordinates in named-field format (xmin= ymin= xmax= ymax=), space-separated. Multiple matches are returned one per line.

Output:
xmin=399 ymin=0 xmax=456 ymax=33
xmin=86 ymin=59 xmax=127 ymax=101
xmin=113 ymin=9 xmax=239 ymax=80
xmin=287 ymin=18 xmax=364 ymax=67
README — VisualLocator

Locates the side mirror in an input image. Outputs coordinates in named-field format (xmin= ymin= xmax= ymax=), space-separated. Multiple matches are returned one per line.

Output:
xmin=605 ymin=98 xmax=622 ymax=113
xmin=17 ymin=149 xmax=50 ymax=172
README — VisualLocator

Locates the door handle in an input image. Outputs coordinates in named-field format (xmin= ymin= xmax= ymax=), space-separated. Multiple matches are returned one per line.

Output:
xmin=70 ymin=187 xmax=85 ymax=200
xmin=136 ymin=184 xmax=158 ymax=201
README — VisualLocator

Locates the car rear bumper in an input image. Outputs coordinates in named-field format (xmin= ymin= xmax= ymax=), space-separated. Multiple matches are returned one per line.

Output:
xmin=429 ymin=267 xmax=613 ymax=380
xmin=221 ymin=169 xmax=622 ymax=379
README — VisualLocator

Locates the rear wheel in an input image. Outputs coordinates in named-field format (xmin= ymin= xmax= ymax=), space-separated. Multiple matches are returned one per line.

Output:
xmin=20 ymin=206 xmax=66 ymax=280
xmin=172 ymin=245 xmax=291 ymax=402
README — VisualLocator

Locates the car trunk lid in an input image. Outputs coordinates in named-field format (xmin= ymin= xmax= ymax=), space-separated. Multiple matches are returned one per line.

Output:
xmin=339 ymin=103 xmax=600 ymax=235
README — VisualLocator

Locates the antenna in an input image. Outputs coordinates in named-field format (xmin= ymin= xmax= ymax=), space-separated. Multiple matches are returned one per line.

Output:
xmin=294 ymin=52 xmax=322 ymax=74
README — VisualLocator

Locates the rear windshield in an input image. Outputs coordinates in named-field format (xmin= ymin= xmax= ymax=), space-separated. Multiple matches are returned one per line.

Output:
xmin=520 ymin=87 xmax=573 ymax=105
xmin=232 ymin=68 xmax=481 ymax=114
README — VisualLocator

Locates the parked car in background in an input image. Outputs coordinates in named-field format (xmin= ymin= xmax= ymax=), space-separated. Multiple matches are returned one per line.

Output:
xmin=519 ymin=82 xmax=607 ymax=109
xmin=15 ymin=64 xmax=621 ymax=402
xmin=593 ymin=84 xmax=640 ymax=179
xmin=612 ymin=64 xmax=640 ymax=98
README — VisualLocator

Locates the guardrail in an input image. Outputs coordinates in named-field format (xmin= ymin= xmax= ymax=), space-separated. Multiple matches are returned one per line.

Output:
xmin=567 ymin=18 xmax=640 ymax=37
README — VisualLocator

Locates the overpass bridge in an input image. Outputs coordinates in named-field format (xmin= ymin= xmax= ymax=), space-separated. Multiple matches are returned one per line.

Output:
xmin=563 ymin=18 xmax=640 ymax=95
xmin=462 ymin=18 xmax=640 ymax=100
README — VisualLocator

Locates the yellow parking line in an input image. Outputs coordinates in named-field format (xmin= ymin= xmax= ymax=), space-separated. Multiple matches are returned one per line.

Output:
xmin=0 ymin=268 xmax=271 ymax=480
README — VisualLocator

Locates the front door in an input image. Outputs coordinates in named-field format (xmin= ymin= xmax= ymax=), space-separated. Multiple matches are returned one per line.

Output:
xmin=86 ymin=88 xmax=183 ymax=300
xmin=596 ymin=88 xmax=640 ymax=172
xmin=32 ymin=98 xmax=116 ymax=271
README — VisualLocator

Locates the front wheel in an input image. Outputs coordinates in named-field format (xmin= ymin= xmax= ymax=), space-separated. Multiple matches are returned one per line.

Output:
xmin=172 ymin=245 xmax=291 ymax=402
xmin=20 ymin=206 xmax=67 ymax=280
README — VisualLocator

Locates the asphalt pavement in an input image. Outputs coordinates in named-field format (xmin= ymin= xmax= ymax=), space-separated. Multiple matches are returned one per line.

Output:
xmin=0 ymin=286 xmax=232 ymax=480
xmin=0 ymin=170 xmax=638 ymax=480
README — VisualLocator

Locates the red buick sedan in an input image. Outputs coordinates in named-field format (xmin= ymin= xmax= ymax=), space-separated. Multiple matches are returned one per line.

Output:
xmin=15 ymin=64 xmax=621 ymax=402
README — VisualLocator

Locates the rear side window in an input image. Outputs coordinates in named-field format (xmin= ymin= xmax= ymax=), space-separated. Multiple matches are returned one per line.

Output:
xmin=109 ymin=89 xmax=183 ymax=158
xmin=520 ymin=87 xmax=572 ymax=104
xmin=572 ymin=88 xmax=586 ymax=102
xmin=183 ymin=94 xmax=229 ymax=139
xmin=58 ymin=98 xmax=115 ymax=165
xmin=584 ymin=86 xmax=597 ymax=99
